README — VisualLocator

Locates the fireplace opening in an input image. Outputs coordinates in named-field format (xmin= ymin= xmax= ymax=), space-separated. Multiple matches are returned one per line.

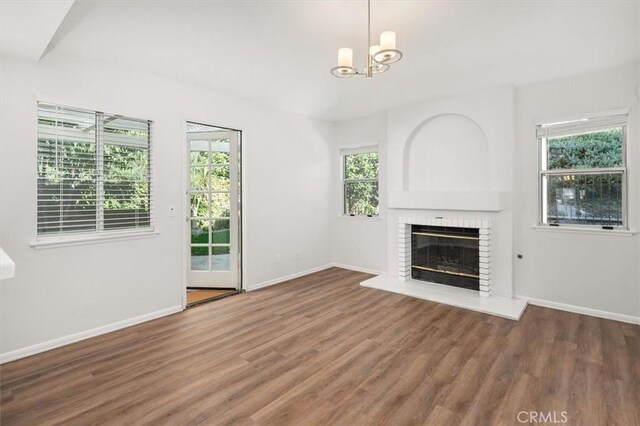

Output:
xmin=411 ymin=225 xmax=480 ymax=291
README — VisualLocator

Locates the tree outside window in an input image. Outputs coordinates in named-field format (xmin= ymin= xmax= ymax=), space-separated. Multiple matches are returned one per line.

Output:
xmin=538 ymin=114 xmax=627 ymax=229
xmin=343 ymin=149 xmax=379 ymax=216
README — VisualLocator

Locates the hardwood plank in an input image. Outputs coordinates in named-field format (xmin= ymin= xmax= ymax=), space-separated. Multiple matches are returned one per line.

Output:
xmin=1 ymin=267 xmax=638 ymax=425
xmin=187 ymin=289 xmax=235 ymax=305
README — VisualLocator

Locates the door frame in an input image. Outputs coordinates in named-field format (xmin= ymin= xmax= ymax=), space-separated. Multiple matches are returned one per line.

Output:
xmin=182 ymin=121 xmax=243 ymax=308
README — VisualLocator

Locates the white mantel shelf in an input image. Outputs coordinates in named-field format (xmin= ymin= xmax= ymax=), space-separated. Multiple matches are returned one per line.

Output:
xmin=361 ymin=275 xmax=528 ymax=320
xmin=389 ymin=190 xmax=507 ymax=211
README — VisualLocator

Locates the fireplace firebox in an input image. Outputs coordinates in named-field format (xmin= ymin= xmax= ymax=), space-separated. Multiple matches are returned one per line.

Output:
xmin=411 ymin=225 xmax=480 ymax=291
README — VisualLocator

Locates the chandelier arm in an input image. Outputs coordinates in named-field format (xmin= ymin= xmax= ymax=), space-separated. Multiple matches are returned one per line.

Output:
xmin=331 ymin=66 xmax=359 ymax=78
xmin=366 ymin=0 xmax=372 ymax=78
xmin=373 ymin=49 xmax=403 ymax=64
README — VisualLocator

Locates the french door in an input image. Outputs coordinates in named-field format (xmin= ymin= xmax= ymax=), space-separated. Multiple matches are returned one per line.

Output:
xmin=187 ymin=126 xmax=240 ymax=289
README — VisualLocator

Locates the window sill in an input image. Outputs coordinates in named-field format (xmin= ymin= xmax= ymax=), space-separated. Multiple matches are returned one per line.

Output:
xmin=31 ymin=229 xmax=159 ymax=249
xmin=532 ymin=225 xmax=635 ymax=237
xmin=336 ymin=215 xmax=382 ymax=221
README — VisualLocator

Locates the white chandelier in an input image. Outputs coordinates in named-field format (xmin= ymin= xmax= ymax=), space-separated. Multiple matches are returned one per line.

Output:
xmin=331 ymin=0 xmax=403 ymax=78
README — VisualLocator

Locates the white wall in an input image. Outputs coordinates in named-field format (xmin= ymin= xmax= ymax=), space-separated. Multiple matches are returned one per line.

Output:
xmin=0 ymin=52 xmax=333 ymax=359
xmin=514 ymin=63 xmax=640 ymax=319
xmin=330 ymin=113 xmax=387 ymax=274
xmin=405 ymin=114 xmax=491 ymax=191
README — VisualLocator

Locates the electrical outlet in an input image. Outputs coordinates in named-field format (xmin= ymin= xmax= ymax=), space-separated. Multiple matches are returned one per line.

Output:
xmin=296 ymin=252 xmax=300 ymax=258
xmin=275 ymin=253 xmax=281 ymax=263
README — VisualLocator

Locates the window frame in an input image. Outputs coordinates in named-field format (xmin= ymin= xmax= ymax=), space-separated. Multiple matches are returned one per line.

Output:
xmin=536 ymin=111 xmax=629 ymax=231
xmin=341 ymin=145 xmax=379 ymax=217
xmin=34 ymin=102 xmax=155 ymax=245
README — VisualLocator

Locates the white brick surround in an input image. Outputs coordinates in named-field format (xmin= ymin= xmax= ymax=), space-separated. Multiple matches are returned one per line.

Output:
xmin=397 ymin=216 xmax=491 ymax=297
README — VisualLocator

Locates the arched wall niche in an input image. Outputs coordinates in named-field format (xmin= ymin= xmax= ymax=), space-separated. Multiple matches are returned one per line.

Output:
xmin=402 ymin=113 xmax=491 ymax=191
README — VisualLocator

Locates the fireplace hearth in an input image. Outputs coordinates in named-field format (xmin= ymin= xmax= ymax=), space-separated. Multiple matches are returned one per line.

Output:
xmin=362 ymin=216 xmax=527 ymax=318
xmin=411 ymin=225 xmax=480 ymax=291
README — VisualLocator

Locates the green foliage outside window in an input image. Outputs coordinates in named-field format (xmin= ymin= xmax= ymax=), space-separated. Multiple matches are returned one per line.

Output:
xmin=189 ymin=140 xmax=232 ymax=254
xmin=37 ymin=114 xmax=151 ymax=234
xmin=344 ymin=152 xmax=379 ymax=216
xmin=547 ymin=128 xmax=623 ymax=169
xmin=103 ymin=144 xmax=149 ymax=211
xmin=544 ymin=128 xmax=624 ymax=226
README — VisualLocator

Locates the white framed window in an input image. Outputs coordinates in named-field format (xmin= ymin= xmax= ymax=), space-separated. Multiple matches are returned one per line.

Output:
xmin=37 ymin=102 xmax=153 ymax=237
xmin=537 ymin=111 xmax=628 ymax=229
xmin=341 ymin=145 xmax=379 ymax=216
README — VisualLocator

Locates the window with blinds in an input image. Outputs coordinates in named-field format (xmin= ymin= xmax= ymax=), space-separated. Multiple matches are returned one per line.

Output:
xmin=341 ymin=145 xmax=379 ymax=216
xmin=537 ymin=112 xmax=627 ymax=229
xmin=37 ymin=103 xmax=153 ymax=236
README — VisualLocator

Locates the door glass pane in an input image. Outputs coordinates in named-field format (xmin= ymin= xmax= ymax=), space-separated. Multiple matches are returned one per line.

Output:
xmin=211 ymin=219 xmax=230 ymax=244
xmin=211 ymin=166 xmax=230 ymax=191
xmin=190 ymin=140 xmax=209 ymax=165
xmin=210 ymin=193 xmax=230 ymax=217
xmin=190 ymin=194 xmax=209 ymax=218
xmin=191 ymin=245 xmax=209 ymax=270
xmin=211 ymin=246 xmax=230 ymax=271
xmin=211 ymin=139 xmax=230 ymax=164
xmin=190 ymin=167 xmax=209 ymax=192
xmin=191 ymin=219 xmax=209 ymax=244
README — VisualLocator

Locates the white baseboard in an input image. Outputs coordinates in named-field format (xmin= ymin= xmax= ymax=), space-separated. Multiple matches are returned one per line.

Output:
xmin=519 ymin=296 xmax=640 ymax=325
xmin=246 ymin=264 xmax=335 ymax=291
xmin=330 ymin=263 xmax=383 ymax=276
xmin=0 ymin=305 xmax=183 ymax=364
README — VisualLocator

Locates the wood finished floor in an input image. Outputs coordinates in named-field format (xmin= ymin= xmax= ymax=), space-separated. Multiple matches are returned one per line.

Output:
xmin=187 ymin=289 xmax=236 ymax=306
xmin=1 ymin=267 xmax=639 ymax=425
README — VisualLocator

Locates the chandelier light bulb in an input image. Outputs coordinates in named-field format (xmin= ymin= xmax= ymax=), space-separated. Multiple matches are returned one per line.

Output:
xmin=338 ymin=48 xmax=354 ymax=68
xmin=369 ymin=45 xmax=381 ymax=56
xmin=380 ymin=31 xmax=396 ymax=50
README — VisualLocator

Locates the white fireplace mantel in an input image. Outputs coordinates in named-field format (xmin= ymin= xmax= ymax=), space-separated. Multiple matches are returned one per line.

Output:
xmin=389 ymin=190 xmax=508 ymax=212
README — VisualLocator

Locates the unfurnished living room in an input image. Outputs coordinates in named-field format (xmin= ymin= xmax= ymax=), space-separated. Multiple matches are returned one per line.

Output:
xmin=0 ymin=0 xmax=639 ymax=424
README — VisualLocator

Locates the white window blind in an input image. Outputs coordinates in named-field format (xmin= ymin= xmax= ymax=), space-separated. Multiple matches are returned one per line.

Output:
xmin=37 ymin=102 xmax=153 ymax=236
xmin=340 ymin=144 xmax=378 ymax=156
xmin=536 ymin=113 xmax=628 ymax=139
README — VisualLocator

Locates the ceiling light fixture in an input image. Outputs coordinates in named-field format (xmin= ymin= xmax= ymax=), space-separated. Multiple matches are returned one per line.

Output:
xmin=331 ymin=0 xmax=403 ymax=79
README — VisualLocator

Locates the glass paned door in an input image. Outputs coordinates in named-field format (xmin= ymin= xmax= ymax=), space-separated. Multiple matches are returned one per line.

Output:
xmin=187 ymin=127 xmax=240 ymax=289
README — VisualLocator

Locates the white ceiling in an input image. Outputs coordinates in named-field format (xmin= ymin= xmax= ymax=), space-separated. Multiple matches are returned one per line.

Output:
xmin=0 ymin=0 xmax=73 ymax=61
xmin=4 ymin=0 xmax=640 ymax=121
